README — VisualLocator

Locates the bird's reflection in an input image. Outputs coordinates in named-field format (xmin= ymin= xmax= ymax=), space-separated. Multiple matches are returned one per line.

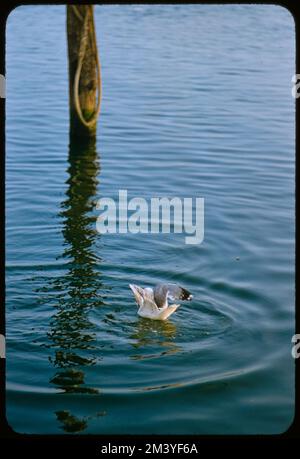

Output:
xmin=130 ymin=318 xmax=181 ymax=360
xmin=38 ymin=137 xmax=106 ymax=432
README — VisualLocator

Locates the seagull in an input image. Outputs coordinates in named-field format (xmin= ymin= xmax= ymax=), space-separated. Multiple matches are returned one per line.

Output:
xmin=129 ymin=283 xmax=193 ymax=320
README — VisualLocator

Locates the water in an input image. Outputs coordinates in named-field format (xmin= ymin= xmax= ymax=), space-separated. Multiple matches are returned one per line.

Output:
xmin=5 ymin=5 xmax=295 ymax=434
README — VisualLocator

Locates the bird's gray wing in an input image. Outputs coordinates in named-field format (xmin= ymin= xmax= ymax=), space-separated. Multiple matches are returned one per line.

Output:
xmin=129 ymin=284 xmax=144 ymax=307
xmin=129 ymin=285 xmax=159 ymax=313
xmin=153 ymin=284 xmax=169 ymax=308
xmin=143 ymin=297 xmax=160 ymax=314
xmin=154 ymin=283 xmax=193 ymax=307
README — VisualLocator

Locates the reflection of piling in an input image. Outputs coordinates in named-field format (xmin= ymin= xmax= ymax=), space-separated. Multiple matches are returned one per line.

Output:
xmin=39 ymin=139 xmax=104 ymax=405
xmin=48 ymin=137 xmax=103 ymax=380
xmin=67 ymin=5 xmax=101 ymax=139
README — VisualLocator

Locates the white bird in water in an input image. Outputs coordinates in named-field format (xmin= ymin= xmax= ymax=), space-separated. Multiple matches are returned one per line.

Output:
xmin=129 ymin=283 xmax=193 ymax=320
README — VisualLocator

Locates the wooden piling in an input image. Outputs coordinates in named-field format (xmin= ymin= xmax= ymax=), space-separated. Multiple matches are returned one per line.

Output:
xmin=67 ymin=5 xmax=101 ymax=139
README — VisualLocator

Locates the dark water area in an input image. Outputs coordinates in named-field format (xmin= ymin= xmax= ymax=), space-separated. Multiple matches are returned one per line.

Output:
xmin=6 ymin=5 xmax=295 ymax=434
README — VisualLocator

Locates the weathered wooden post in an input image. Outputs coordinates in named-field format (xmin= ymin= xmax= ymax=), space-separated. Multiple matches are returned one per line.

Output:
xmin=67 ymin=5 xmax=101 ymax=139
